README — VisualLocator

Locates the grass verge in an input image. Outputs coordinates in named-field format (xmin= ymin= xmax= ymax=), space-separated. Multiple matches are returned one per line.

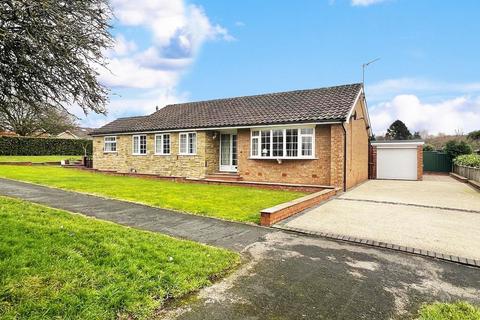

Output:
xmin=416 ymin=301 xmax=480 ymax=320
xmin=0 ymin=166 xmax=305 ymax=223
xmin=0 ymin=155 xmax=81 ymax=163
xmin=0 ymin=196 xmax=239 ymax=319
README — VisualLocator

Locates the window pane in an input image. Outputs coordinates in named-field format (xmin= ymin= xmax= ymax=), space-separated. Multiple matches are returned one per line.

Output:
xmin=251 ymin=137 xmax=259 ymax=156
xmin=155 ymin=135 xmax=162 ymax=153
xmin=140 ymin=135 xmax=147 ymax=154
xmin=252 ymin=130 xmax=260 ymax=137
xmin=232 ymin=134 xmax=237 ymax=165
xmin=272 ymin=129 xmax=283 ymax=157
xmin=286 ymin=129 xmax=298 ymax=157
xmin=163 ymin=134 xmax=170 ymax=154
xmin=261 ymin=131 xmax=271 ymax=157
xmin=133 ymin=136 xmax=139 ymax=154
xmin=180 ymin=134 xmax=187 ymax=154
xmin=301 ymin=136 xmax=313 ymax=156
xmin=301 ymin=128 xmax=313 ymax=135
xmin=188 ymin=133 xmax=196 ymax=154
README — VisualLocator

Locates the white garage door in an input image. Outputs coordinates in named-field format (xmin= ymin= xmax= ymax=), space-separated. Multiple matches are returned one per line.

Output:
xmin=377 ymin=147 xmax=417 ymax=180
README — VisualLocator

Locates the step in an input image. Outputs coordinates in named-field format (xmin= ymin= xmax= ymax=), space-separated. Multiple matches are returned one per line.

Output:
xmin=205 ymin=173 xmax=243 ymax=181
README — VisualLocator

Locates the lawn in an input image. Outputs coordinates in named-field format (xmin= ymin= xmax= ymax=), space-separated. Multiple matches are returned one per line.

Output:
xmin=416 ymin=301 xmax=480 ymax=320
xmin=0 ymin=166 xmax=305 ymax=223
xmin=0 ymin=196 xmax=239 ymax=319
xmin=0 ymin=155 xmax=81 ymax=163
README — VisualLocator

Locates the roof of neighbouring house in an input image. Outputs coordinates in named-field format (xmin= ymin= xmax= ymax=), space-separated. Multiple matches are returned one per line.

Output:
xmin=92 ymin=83 xmax=364 ymax=135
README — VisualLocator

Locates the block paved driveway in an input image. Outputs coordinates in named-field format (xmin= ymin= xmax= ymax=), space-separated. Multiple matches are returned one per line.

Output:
xmin=1 ymin=177 xmax=480 ymax=319
xmin=279 ymin=175 xmax=480 ymax=261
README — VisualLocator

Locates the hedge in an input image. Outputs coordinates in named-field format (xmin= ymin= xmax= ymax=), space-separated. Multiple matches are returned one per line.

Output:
xmin=0 ymin=136 xmax=92 ymax=156
xmin=454 ymin=154 xmax=480 ymax=168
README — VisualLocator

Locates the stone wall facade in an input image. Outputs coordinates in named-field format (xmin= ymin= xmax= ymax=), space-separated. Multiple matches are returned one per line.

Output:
xmin=93 ymin=131 xmax=218 ymax=179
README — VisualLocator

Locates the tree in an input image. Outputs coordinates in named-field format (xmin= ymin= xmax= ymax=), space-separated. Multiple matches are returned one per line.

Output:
xmin=0 ymin=101 xmax=77 ymax=136
xmin=444 ymin=140 xmax=473 ymax=159
xmin=413 ymin=131 xmax=421 ymax=139
xmin=423 ymin=144 xmax=435 ymax=151
xmin=0 ymin=0 xmax=112 ymax=119
xmin=385 ymin=120 xmax=412 ymax=140
xmin=467 ymin=130 xmax=480 ymax=141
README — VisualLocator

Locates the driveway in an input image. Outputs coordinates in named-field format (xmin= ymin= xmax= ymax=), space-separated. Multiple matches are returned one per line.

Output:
xmin=278 ymin=175 xmax=480 ymax=261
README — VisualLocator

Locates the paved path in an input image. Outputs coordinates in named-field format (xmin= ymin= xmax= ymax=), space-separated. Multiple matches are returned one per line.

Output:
xmin=0 ymin=178 xmax=270 ymax=252
xmin=2 ymin=178 xmax=480 ymax=319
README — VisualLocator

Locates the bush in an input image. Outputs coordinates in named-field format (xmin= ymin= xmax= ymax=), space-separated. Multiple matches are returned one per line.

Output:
xmin=416 ymin=301 xmax=480 ymax=320
xmin=467 ymin=130 xmax=480 ymax=141
xmin=454 ymin=154 xmax=480 ymax=168
xmin=423 ymin=144 xmax=435 ymax=151
xmin=444 ymin=140 xmax=472 ymax=159
xmin=0 ymin=136 xmax=92 ymax=156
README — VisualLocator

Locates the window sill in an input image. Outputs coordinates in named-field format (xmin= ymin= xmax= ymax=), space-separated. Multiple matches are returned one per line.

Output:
xmin=103 ymin=151 xmax=117 ymax=154
xmin=132 ymin=153 xmax=148 ymax=156
xmin=249 ymin=156 xmax=317 ymax=160
xmin=178 ymin=153 xmax=197 ymax=156
xmin=154 ymin=153 xmax=171 ymax=156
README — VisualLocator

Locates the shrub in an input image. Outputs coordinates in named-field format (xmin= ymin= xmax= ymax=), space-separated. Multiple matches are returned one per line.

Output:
xmin=423 ymin=144 xmax=435 ymax=151
xmin=467 ymin=130 xmax=480 ymax=141
xmin=444 ymin=140 xmax=472 ymax=159
xmin=416 ymin=301 xmax=480 ymax=320
xmin=0 ymin=136 xmax=92 ymax=156
xmin=454 ymin=154 xmax=480 ymax=168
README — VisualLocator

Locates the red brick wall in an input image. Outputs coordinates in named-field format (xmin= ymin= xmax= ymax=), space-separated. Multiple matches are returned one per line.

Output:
xmin=369 ymin=145 xmax=377 ymax=179
xmin=237 ymin=125 xmax=334 ymax=186
xmin=417 ymin=145 xmax=423 ymax=180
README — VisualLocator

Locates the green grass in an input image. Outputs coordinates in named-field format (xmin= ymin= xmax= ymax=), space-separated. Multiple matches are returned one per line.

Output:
xmin=0 ymin=166 xmax=305 ymax=223
xmin=0 ymin=155 xmax=81 ymax=163
xmin=0 ymin=196 xmax=239 ymax=319
xmin=417 ymin=302 xmax=480 ymax=320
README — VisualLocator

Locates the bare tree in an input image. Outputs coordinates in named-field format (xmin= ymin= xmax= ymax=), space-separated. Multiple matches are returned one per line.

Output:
xmin=0 ymin=0 xmax=113 ymax=118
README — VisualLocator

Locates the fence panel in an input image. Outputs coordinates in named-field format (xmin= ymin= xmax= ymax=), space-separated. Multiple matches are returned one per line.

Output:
xmin=454 ymin=164 xmax=480 ymax=183
xmin=423 ymin=151 xmax=452 ymax=172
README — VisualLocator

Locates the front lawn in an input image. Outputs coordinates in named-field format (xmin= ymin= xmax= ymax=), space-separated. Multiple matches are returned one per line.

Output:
xmin=0 ymin=196 xmax=239 ymax=319
xmin=416 ymin=301 xmax=480 ymax=320
xmin=0 ymin=166 xmax=305 ymax=223
xmin=0 ymin=155 xmax=81 ymax=163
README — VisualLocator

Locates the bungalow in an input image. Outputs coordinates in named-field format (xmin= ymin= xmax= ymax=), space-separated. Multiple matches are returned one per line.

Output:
xmin=91 ymin=83 xmax=372 ymax=190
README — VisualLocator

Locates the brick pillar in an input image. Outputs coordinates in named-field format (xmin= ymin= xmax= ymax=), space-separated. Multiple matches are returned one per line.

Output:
xmin=417 ymin=145 xmax=423 ymax=180
xmin=369 ymin=145 xmax=377 ymax=179
xmin=330 ymin=125 xmax=345 ymax=189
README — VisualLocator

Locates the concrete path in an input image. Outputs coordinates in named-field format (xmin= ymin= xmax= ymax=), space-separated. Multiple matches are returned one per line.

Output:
xmin=1 ymin=178 xmax=480 ymax=319
xmin=279 ymin=176 xmax=480 ymax=261
xmin=0 ymin=178 xmax=270 ymax=252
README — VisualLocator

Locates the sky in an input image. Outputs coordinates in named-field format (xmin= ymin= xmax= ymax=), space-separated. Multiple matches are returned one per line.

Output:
xmin=78 ymin=0 xmax=480 ymax=136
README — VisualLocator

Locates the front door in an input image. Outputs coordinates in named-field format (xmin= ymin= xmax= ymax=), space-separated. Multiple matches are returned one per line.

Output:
xmin=220 ymin=133 xmax=237 ymax=172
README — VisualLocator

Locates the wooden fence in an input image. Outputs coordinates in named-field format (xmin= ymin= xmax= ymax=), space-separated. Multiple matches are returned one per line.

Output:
xmin=453 ymin=164 xmax=480 ymax=183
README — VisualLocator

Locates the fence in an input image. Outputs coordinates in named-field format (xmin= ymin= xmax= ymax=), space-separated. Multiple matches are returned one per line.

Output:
xmin=453 ymin=164 xmax=480 ymax=183
xmin=423 ymin=151 xmax=452 ymax=173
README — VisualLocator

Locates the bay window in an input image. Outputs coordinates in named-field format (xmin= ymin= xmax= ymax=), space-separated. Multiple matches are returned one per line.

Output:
xmin=251 ymin=127 xmax=314 ymax=159
xmin=132 ymin=135 xmax=147 ymax=155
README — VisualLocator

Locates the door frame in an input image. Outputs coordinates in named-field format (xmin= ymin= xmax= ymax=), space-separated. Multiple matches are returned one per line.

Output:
xmin=219 ymin=131 xmax=238 ymax=172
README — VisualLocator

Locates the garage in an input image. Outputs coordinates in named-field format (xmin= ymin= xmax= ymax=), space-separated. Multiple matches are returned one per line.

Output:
xmin=370 ymin=141 xmax=424 ymax=181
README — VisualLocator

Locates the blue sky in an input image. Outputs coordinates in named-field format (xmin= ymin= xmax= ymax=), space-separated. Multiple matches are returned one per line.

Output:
xmin=80 ymin=0 xmax=480 ymax=135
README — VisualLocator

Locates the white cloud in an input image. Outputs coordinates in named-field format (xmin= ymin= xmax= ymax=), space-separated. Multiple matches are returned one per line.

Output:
xmin=351 ymin=0 xmax=388 ymax=6
xmin=370 ymin=94 xmax=480 ymax=136
xmin=80 ymin=0 xmax=233 ymax=127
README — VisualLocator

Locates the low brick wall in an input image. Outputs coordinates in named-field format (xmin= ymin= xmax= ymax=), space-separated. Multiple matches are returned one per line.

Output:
xmin=260 ymin=188 xmax=338 ymax=226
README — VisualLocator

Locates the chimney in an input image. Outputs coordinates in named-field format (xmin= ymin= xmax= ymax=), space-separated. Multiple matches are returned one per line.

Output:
xmin=155 ymin=105 xmax=159 ymax=111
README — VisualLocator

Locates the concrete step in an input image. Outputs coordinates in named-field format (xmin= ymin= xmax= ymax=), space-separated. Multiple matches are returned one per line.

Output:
xmin=205 ymin=172 xmax=243 ymax=181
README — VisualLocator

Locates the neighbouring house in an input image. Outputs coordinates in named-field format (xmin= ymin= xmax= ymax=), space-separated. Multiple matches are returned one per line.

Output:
xmin=56 ymin=127 xmax=94 ymax=140
xmin=91 ymin=83 xmax=372 ymax=190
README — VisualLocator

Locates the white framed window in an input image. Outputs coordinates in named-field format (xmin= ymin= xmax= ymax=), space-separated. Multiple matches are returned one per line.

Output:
xmin=250 ymin=126 xmax=315 ymax=159
xmin=179 ymin=132 xmax=196 ymax=155
xmin=104 ymin=136 xmax=117 ymax=152
xmin=155 ymin=134 xmax=170 ymax=155
xmin=132 ymin=135 xmax=147 ymax=155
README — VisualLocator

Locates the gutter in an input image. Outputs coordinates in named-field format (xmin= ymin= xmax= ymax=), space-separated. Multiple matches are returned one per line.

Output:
xmin=341 ymin=120 xmax=347 ymax=192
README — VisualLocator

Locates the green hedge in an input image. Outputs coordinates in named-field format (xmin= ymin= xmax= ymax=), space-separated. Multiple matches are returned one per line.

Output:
xmin=454 ymin=154 xmax=480 ymax=168
xmin=0 ymin=136 xmax=92 ymax=156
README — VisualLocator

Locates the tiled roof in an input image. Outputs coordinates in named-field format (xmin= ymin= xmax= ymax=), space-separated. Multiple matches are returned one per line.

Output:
xmin=92 ymin=83 xmax=363 ymax=135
